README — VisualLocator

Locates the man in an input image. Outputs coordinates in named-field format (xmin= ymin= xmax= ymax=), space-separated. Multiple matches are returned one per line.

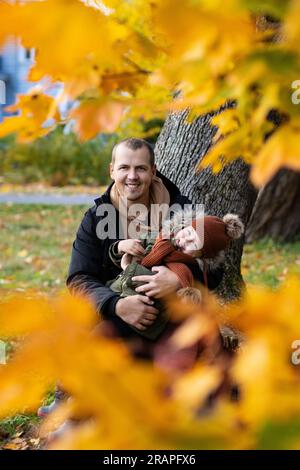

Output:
xmin=66 ymin=138 xmax=224 ymax=337
xmin=38 ymin=137 xmax=225 ymax=418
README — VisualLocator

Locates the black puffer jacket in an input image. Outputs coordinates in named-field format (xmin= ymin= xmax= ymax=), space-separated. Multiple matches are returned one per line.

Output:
xmin=66 ymin=171 xmax=224 ymax=337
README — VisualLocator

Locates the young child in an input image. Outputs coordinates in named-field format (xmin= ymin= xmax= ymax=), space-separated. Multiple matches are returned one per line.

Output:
xmin=106 ymin=212 xmax=244 ymax=340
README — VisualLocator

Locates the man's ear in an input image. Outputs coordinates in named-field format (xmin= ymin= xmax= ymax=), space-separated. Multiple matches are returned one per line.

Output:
xmin=152 ymin=164 xmax=157 ymax=176
xmin=109 ymin=162 xmax=114 ymax=180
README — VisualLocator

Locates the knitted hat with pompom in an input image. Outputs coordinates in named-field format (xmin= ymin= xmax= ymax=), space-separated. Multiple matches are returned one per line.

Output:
xmin=192 ymin=214 xmax=244 ymax=259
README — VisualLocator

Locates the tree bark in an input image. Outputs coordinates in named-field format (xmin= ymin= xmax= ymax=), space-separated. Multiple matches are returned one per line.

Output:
xmin=155 ymin=109 xmax=257 ymax=300
xmin=246 ymin=168 xmax=300 ymax=243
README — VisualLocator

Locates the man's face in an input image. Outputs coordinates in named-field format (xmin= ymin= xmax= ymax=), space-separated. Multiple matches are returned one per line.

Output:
xmin=110 ymin=144 xmax=156 ymax=202
xmin=174 ymin=226 xmax=202 ymax=257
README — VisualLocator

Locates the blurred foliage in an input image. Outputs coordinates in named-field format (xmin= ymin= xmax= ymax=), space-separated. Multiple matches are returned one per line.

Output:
xmin=0 ymin=116 xmax=164 ymax=186
xmin=0 ymin=128 xmax=117 ymax=186
xmin=1 ymin=1 xmax=300 ymax=185
xmin=0 ymin=279 xmax=300 ymax=449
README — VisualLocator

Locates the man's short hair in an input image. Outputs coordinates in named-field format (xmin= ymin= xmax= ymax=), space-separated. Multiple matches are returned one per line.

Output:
xmin=112 ymin=138 xmax=155 ymax=166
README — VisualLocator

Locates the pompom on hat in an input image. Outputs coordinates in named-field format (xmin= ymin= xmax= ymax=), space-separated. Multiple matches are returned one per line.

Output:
xmin=192 ymin=214 xmax=244 ymax=259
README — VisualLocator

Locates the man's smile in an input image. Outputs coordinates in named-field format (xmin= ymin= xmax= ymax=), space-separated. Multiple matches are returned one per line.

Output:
xmin=126 ymin=183 xmax=140 ymax=189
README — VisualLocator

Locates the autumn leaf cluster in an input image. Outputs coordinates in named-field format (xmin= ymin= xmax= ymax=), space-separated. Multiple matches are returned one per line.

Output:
xmin=1 ymin=0 xmax=300 ymax=184
xmin=0 ymin=278 xmax=300 ymax=449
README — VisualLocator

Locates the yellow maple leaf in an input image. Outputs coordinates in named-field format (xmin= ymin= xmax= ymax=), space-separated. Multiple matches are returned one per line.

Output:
xmin=173 ymin=365 xmax=223 ymax=411
xmin=285 ymin=0 xmax=300 ymax=49
xmin=0 ymin=91 xmax=60 ymax=142
xmin=0 ymin=0 xmax=128 ymax=80
xmin=251 ymin=123 xmax=300 ymax=186
xmin=70 ymin=98 xmax=125 ymax=140
xmin=211 ymin=109 xmax=240 ymax=140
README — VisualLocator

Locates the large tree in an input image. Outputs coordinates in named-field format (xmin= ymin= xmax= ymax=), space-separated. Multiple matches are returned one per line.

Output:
xmin=155 ymin=109 xmax=257 ymax=300
xmin=246 ymin=168 xmax=300 ymax=243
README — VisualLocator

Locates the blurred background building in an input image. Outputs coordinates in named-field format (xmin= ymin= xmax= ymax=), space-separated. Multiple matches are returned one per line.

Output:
xmin=0 ymin=38 xmax=35 ymax=121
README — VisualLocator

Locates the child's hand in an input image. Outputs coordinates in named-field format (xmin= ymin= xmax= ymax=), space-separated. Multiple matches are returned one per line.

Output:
xmin=121 ymin=253 xmax=132 ymax=270
xmin=118 ymin=239 xmax=145 ymax=257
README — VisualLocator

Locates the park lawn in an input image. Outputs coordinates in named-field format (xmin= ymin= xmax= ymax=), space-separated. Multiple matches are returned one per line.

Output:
xmin=0 ymin=203 xmax=86 ymax=298
xmin=0 ymin=203 xmax=299 ymax=446
xmin=242 ymin=238 xmax=300 ymax=288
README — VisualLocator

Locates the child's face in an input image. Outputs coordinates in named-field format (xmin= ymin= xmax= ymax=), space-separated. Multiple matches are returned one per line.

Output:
xmin=174 ymin=226 xmax=202 ymax=257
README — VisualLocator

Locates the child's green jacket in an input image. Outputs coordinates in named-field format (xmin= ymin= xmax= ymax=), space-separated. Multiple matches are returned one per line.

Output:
xmin=106 ymin=237 xmax=169 ymax=340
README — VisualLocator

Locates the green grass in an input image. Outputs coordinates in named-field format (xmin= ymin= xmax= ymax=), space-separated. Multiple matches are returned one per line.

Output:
xmin=0 ymin=414 xmax=40 ymax=437
xmin=242 ymin=238 xmax=300 ymax=289
xmin=0 ymin=203 xmax=88 ymax=298
xmin=0 ymin=203 xmax=299 ymax=444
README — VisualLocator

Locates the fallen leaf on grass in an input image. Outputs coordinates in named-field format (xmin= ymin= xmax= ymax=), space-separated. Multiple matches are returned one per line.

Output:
xmin=17 ymin=250 xmax=28 ymax=258
xmin=2 ymin=437 xmax=29 ymax=450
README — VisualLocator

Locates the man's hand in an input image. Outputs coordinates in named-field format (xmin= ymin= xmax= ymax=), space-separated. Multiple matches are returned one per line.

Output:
xmin=132 ymin=266 xmax=181 ymax=298
xmin=115 ymin=295 xmax=159 ymax=331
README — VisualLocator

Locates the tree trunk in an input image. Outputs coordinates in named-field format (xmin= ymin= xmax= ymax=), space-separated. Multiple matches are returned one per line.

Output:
xmin=155 ymin=109 xmax=257 ymax=300
xmin=246 ymin=168 xmax=300 ymax=243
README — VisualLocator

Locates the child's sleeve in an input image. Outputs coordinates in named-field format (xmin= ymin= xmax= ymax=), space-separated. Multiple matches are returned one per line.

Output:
xmin=108 ymin=241 xmax=123 ymax=268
